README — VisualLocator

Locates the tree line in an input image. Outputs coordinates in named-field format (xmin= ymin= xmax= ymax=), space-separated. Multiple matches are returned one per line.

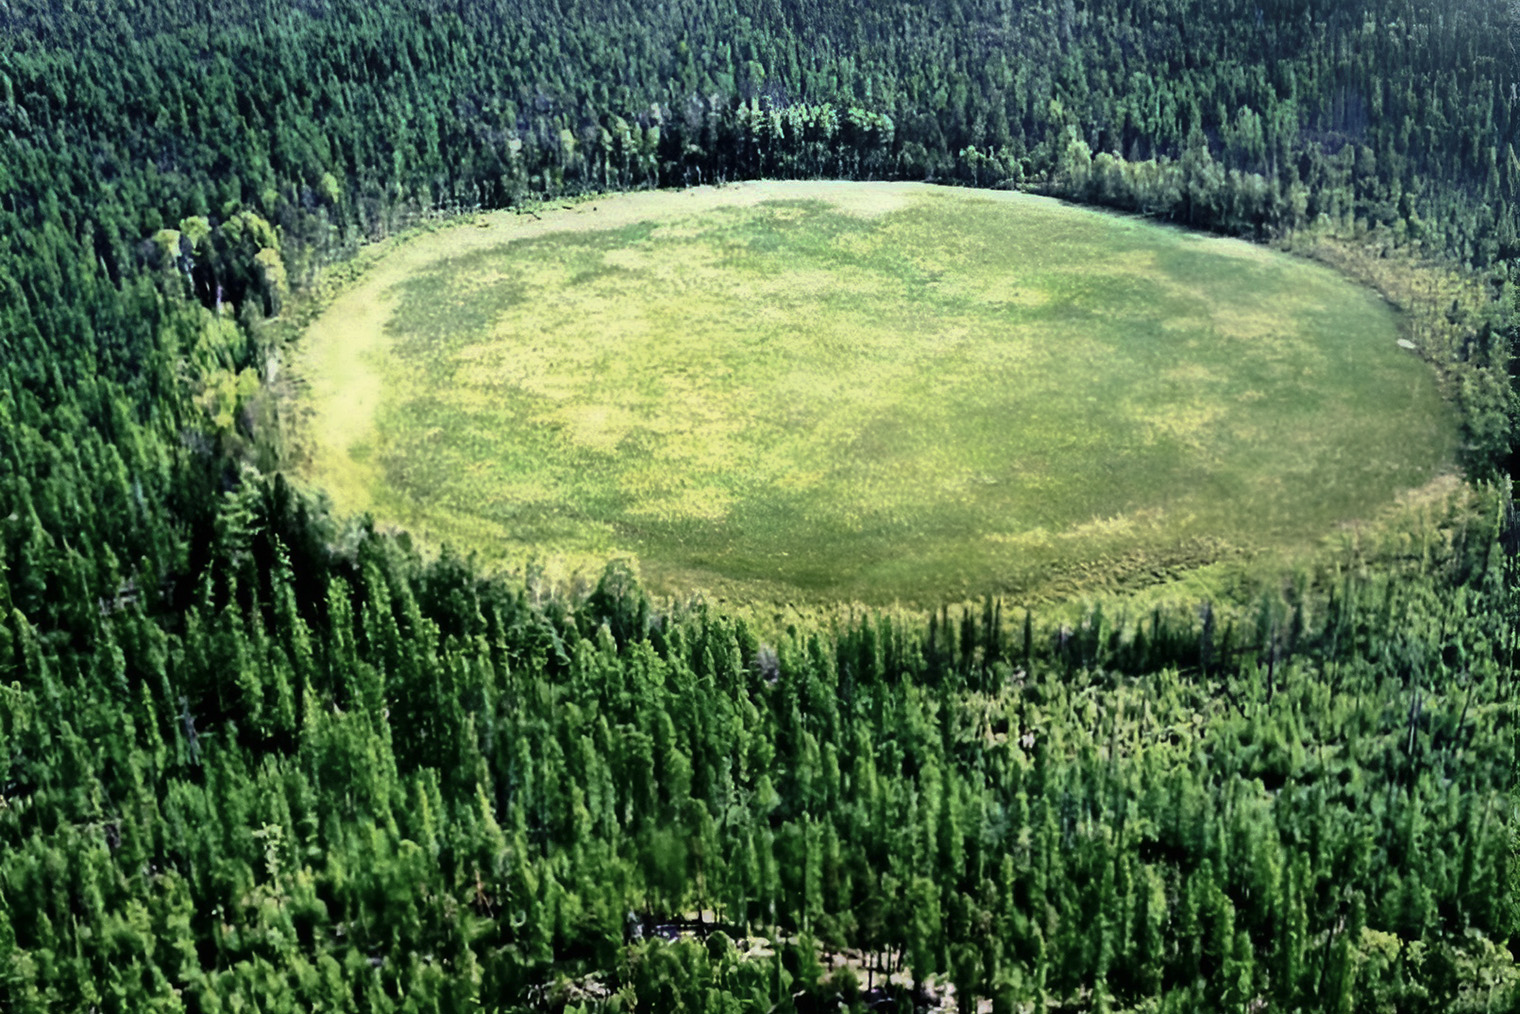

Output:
xmin=3 ymin=476 xmax=1517 ymax=1012
xmin=1 ymin=0 xmax=1519 ymax=1010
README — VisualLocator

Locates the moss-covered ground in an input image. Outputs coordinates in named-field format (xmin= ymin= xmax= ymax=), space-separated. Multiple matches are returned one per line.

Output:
xmin=292 ymin=182 xmax=1455 ymax=604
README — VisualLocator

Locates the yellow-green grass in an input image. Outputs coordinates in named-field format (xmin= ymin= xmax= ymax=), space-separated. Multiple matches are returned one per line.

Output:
xmin=291 ymin=182 xmax=1456 ymax=605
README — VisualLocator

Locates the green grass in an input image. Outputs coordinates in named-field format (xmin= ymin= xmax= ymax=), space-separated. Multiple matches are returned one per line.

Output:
xmin=293 ymin=182 xmax=1456 ymax=605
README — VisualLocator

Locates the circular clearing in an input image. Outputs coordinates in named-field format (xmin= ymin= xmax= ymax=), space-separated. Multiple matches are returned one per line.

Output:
xmin=294 ymin=182 xmax=1455 ymax=604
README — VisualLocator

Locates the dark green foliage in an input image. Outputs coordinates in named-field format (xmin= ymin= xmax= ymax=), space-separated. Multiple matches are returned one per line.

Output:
xmin=1 ymin=0 xmax=1520 ymax=1010
xmin=2 ymin=496 xmax=1517 ymax=1012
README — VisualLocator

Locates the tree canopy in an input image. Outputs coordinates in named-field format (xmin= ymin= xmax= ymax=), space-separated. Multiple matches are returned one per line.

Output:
xmin=1 ymin=1 xmax=1518 ymax=1010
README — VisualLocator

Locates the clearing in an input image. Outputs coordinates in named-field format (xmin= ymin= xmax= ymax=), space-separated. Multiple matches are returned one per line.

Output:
xmin=291 ymin=182 xmax=1455 ymax=604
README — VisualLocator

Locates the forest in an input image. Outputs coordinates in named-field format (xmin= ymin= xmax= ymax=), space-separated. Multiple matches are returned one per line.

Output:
xmin=1 ymin=0 xmax=1519 ymax=1010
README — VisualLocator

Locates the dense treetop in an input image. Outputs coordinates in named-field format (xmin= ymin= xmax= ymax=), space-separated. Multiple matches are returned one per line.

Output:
xmin=1 ymin=1 xmax=1518 ymax=1011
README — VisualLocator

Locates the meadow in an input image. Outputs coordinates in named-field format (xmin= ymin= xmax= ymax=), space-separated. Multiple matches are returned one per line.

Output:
xmin=293 ymin=182 xmax=1455 ymax=604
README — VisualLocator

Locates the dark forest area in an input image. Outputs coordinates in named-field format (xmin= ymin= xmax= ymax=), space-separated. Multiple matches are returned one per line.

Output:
xmin=2 ymin=1 xmax=1520 ymax=1010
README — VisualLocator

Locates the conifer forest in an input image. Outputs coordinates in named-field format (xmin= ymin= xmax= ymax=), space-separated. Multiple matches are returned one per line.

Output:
xmin=3 ymin=1 xmax=1520 ymax=1011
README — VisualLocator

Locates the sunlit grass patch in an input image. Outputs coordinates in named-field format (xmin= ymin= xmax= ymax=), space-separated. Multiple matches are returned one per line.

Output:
xmin=293 ymin=182 xmax=1455 ymax=604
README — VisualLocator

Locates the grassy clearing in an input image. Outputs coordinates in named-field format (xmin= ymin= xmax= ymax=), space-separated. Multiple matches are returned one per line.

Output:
xmin=291 ymin=182 xmax=1455 ymax=605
